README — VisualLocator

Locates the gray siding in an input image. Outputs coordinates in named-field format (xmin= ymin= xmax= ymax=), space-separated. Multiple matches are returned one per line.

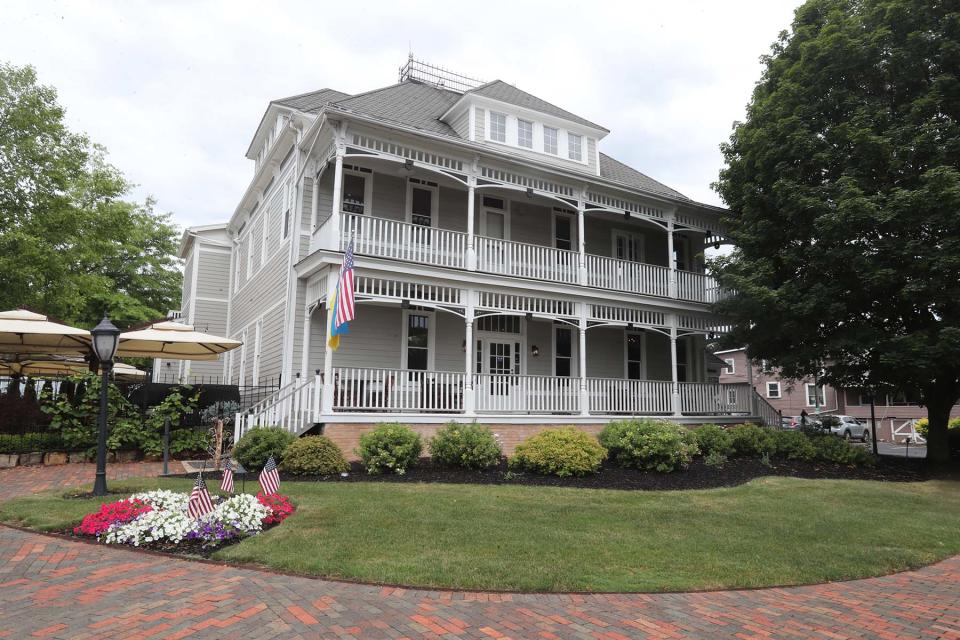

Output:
xmin=314 ymin=170 xmax=334 ymax=230
xmin=474 ymin=106 xmax=484 ymax=140
xmin=449 ymin=106 xmax=470 ymax=139
xmin=196 ymin=251 xmax=230 ymax=299
xmin=525 ymin=319 xmax=554 ymax=376
xmin=434 ymin=312 xmax=465 ymax=372
xmin=371 ymin=173 xmax=404 ymax=220
xmin=584 ymin=215 xmax=669 ymax=266
xmin=586 ymin=327 xmax=624 ymax=378
xmin=438 ymin=185 xmax=468 ymax=232
xmin=330 ymin=305 xmax=403 ymax=369
xmin=645 ymin=332 xmax=672 ymax=381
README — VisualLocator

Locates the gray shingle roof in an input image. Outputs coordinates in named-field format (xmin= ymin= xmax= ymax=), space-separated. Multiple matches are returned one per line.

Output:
xmin=467 ymin=80 xmax=607 ymax=132
xmin=330 ymin=82 xmax=461 ymax=136
xmin=274 ymin=88 xmax=351 ymax=112
xmin=599 ymin=153 xmax=689 ymax=201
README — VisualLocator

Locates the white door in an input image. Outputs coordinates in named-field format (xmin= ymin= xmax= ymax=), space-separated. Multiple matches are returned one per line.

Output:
xmin=613 ymin=231 xmax=643 ymax=262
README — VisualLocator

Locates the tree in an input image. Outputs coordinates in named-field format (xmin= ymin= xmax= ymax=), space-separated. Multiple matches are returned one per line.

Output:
xmin=713 ymin=0 xmax=960 ymax=463
xmin=0 ymin=62 xmax=181 ymax=328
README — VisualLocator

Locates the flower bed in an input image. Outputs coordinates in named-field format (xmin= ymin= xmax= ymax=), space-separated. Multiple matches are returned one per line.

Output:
xmin=73 ymin=489 xmax=294 ymax=551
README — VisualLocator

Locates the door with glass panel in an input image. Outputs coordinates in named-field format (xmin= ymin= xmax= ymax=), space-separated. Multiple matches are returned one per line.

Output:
xmin=408 ymin=181 xmax=436 ymax=259
xmin=480 ymin=196 xmax=508 ymax=274
xmin=613 ymin=230 xmax=644 ymax=291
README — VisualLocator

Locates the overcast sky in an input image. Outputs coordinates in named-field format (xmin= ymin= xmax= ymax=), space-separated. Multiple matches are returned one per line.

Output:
xmin=2 ymin=0 xmax=799 ymax=231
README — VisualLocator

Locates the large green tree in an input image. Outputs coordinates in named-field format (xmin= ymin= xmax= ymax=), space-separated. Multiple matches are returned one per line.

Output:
xmin=713 ymin=0 xmax=960 ymax=462
xmin=0 ymin=62 xmax=181 ymax=328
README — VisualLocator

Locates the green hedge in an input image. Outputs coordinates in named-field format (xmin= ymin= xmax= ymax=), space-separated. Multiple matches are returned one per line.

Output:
xmin=510 ymin=427 xmax=607 ymax=477
xmin=429 ymin=422 xmax=502 ymax=470
xmin=281 ymin=436 xmax=349 ymax=475
xmin=599 ymin=419 xmax=699 ymax=473
xmin=0 ymin=433 xmax=63 ymax=454
xmin=356 ymin=423 xmax=422 ymax=475
xmin=232 ymin=427 xmax=296 ymax=471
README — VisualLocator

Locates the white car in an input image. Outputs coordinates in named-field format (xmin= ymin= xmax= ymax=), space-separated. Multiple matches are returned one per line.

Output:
xmin=820 ymin=415 xmax=871 ymax=442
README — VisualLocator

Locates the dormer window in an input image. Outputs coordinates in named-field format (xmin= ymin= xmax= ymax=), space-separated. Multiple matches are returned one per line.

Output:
xmin=490 ymin=112 xmax=507 ymax=143
xmin=568 ymin=133 xmax=582 ymax=161
xmin=543 ymin=126 xmax=558 ymax=155
xmin=518 ymin=119 xmax=533 ymax=148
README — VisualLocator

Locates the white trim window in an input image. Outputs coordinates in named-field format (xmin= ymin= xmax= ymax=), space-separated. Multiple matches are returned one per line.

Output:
xmin=553 ymin=210 xmax=574 ymax=251
xmin=341 ymin=167 xmax=372 ymax=215
xmin=402 ymin=310 xmax=434 ymax=371
xmin=518 ymin=119 xmax=533 ymax=148
xmin=543 ymin=126 xmax=558 ymax=154
xmin=489 ymin=111 xmax=507 ymax=143
xmin=406 ymin=178 xmax=438 ymax=228
xmin=567 ymin=133 xmax=582 ymax=161
xmin=625 ymin=331 xmax=646 ymax=380
xmin=554 ymin=326 xmax=573 ymax=377
xmin=723 ymin=358 xmax=735 ymax=374
xmin=767 ymin=381 xmax=781 ymax=399
xmin=805 ymin=383 xmax=825 ymax=407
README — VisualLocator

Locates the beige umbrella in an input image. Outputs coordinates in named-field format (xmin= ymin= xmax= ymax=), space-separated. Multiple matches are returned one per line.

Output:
xmin=117 ymin=321 xmax=241 ymax=360
xmin=0 ymin=309 xmax=91 ymax=356
xmin=0 ymin=356 xmax=147 ymax=381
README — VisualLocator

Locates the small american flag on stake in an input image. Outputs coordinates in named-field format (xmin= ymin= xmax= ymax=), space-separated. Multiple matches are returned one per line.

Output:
xmin=259 ymin=455 xmax=280 ymax=495
xmin=187 ymin=473 xmax=214 ymax=519
xmin=220 ymin=459 xmax=234 ymax=494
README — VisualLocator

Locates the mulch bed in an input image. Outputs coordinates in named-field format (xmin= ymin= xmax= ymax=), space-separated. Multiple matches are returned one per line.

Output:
xmin=63 ymin=523 xmax=279 ymax=559
xmin=184 ymin=456 xmax=932 ymax=492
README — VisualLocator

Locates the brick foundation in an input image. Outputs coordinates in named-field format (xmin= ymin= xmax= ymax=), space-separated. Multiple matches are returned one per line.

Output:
xmin=322 ymin=422 xmax=649 ymax=458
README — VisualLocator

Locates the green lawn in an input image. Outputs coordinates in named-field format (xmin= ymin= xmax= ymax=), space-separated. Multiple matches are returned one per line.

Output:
xmin=2 ymin=477 xmax=959 ymax=592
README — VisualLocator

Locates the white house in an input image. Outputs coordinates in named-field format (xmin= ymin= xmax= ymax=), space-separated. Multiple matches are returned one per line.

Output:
xmin=162 ymin=58 xmax=768 ymax=444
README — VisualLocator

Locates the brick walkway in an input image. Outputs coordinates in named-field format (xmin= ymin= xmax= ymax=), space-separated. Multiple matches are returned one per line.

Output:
xmin=1 ymin=465 xmax=959 ymax=639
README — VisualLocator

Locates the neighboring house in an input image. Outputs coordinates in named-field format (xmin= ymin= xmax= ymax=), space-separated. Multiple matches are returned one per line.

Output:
xmin=717 ymin=347 xmax=960 ymax=440
xmin=172 ymin=58 xmax=769 ymax=448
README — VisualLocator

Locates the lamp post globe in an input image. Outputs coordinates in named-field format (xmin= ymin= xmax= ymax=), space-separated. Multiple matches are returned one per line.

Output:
xmin=90 ymin=315 xmax=121 ymax=496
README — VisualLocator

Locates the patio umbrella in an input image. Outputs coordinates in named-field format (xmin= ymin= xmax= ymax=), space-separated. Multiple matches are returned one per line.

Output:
xmin=116 ymin=321 xmax=241 ymax=360
xmin=0 ymin=309 xmax=91 ymax=356
xmin=0 ymin=355 xmax=148 ymax=381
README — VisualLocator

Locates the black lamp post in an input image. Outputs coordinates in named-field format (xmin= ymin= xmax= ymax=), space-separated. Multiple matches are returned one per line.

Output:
xmin=90 ymin=315 xmax=121 ymax=496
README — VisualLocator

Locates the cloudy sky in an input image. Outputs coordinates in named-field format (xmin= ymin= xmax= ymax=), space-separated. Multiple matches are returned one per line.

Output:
xmin=2 ymin=0 xmax=798 ymax=231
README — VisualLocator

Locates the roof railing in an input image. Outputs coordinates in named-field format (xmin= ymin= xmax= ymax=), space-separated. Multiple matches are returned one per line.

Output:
xmin=398 ymin=55 xmax=485 ymax=94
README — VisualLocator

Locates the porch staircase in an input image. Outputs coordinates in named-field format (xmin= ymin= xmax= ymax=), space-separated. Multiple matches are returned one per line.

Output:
xmin=234 ymin=374 xmax=321 ymax=441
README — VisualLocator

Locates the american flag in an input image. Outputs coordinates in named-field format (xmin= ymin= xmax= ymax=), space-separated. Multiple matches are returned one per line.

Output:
xmin=336 ymin=239 xmax=356 ymax=326
xmin=259 ymin=455 xmax=280 ymax=495
xmin=220 ymin=459 xmax=234 ymax=494
xmin=187 ymin=473 xmax=214 ymax=519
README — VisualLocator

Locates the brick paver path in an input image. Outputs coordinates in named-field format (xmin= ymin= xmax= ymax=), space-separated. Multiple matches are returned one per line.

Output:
xmin=1 ymin=464 xmax=959 ymax=639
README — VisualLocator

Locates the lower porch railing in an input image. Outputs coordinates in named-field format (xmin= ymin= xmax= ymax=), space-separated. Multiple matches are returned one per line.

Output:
xmin=587 ymin=378 xmax=673 ymax=414
xmin=333 ymin=367 xmax=465 ymax=412
xmin=473 ymin=373 xmax=580 ymax=414
xmin=680 ymin=382 xmax=752 ymax=415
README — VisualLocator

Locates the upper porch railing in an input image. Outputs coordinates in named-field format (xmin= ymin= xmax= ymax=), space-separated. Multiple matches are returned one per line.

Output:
xmin=336 ymin=212 xmax=723 ymax=303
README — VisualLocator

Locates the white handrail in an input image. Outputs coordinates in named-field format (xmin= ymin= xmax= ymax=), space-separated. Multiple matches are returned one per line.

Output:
xmin=676 ymin=270 xmax=724 ymax=304
xmin=475 ymin=236 xmax=579 ymax=284
xmin=585 ymin=254 xmax=670 ymax=298
xmin=235 ymin=375 xmax=320 ymax=439
xmin=586 ymin=378 xmax=673 ymax=414
xmin=333 ymin=367 xmax=464 ymax=412
xmin=473 ymin=373 xmax=580 ymax=413
xmin=341 ymin=213 xmax=467 ymax=269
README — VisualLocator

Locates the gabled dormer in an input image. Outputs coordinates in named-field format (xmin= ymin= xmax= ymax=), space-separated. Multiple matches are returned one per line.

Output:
xmin=441 ymin=79 xmax=609 ymax=175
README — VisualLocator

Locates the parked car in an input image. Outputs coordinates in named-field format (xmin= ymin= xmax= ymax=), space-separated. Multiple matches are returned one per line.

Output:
xmin=819 ymin=415 xmax=871 ymax=442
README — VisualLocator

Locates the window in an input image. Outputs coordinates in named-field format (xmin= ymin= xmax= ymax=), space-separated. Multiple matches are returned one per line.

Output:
xmin=806 ymin=383 xmax=825 ymax=407
xmin=568 ymin=133 xmax=582 ymax=161
xmin=543 ymin=126 xmax=558 ymax=154
xmin=613 ymin=230 xmax=644 ymax=262
xmin=405 ymin=313 xmax=430 ymax=371
xmin=283 ymin=181 xmax=293 ymax=239
xmin=518 ymin=119 xmax=533 ymax=148
xmin=677 ymin=338 xmax=689 ymax=382
xmin=726 ymin=387 xmax=738 ymax=405
xmin=342 ymin=173 xmax=367 ymax=215
xmin=723 ymin=358 xmax=735 ymax=374
xmin=407 ymin=180 xmax=437 ymax=228
xmin=555 ymin=327 xmax=572 ymax=377
xmin=767 ymin=382 xmax=781 ymax=398
xmin=489 ymin=112 xmax=506 ymax=143
xmin=554 ymin=212 xmax=573 ymax=250
xmin=476 ymin=315 xmax=521 ymax=333
xmin=626 ymin=332 xmax=644 ymax=380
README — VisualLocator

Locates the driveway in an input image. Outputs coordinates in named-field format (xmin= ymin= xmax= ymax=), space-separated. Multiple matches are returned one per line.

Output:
xmin=1 ymin=463 xmax=958 ymax=639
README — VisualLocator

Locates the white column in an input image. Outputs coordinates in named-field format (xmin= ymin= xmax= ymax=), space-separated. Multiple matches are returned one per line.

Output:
xmin=300 ymin=305 xmax=312 ymax=379
xmin=310 ymin=164 xmax=320 ymax=231
xmin=577 ymin=205 xmax=587 ymax=286
xmin=321 ymin=271 xmax=338 ymax=414
xmin=329 ymin=149 xmax=345 ymax=251
xmin=579 ymin=304 xmax=589 ymax=416
xmin=670 ymin=313 xmax=682 ymax=416
xmin=466 ymin=180 xmax=477 ymax=270
xmin=463 ymin=289 xmax=476 ymax=415
xmin=667 ymin=216 xmax=678 ymax=299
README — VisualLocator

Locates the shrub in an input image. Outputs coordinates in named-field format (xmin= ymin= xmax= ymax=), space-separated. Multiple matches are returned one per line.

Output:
xmin=280 ymin=436 xmax=349 ymax=475
xmin=429 ymin=422 xmax=502 ymax=470
xmin=510 ymin=427 xmax=606 ymax=477
xmin=599 ymin=419 xmax=698 ymax=473
xmin=728 ymin=423 xmax=775 ymax=457
xmin=704 ymin=450 xmax=728 ymax=467
xmin=811 ymin=435 xmax=874 ymax=466
xmin=169 ymin=428 xmax=209 ymax=456
xmin=232 ymin=427 xmax=296 ymax=471
xmin=0 ymin=432 xmax=63 ymax=453
xmin=692 ymin=424 xmax=733 ymax=457
xmin=356 ymin=423 xmax=422 ymax=475
xmin=770 ymin=430 xmax=817 ymax=461
xmin=916 ymin=417 xmax=960 ymax=438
